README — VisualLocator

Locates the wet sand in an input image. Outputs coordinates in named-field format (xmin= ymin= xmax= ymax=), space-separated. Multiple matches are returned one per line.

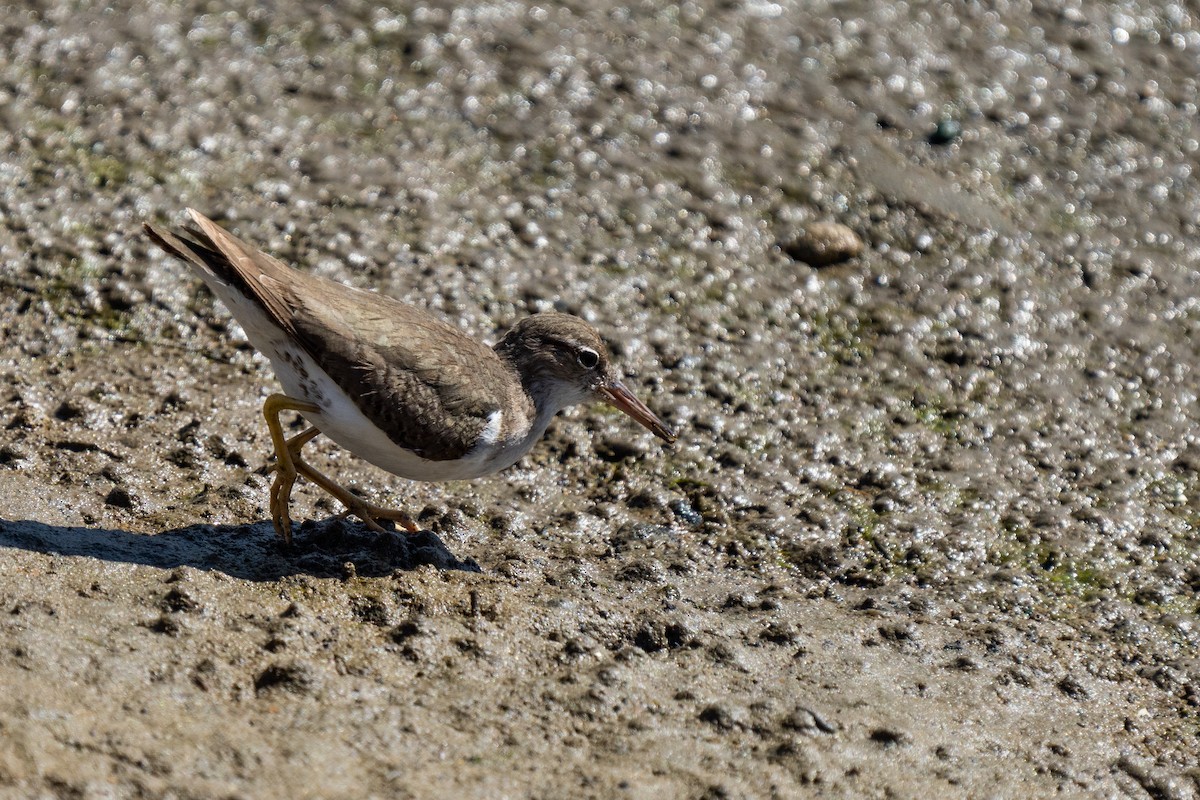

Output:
xmin=1 ymin=1 xmax=1199 ymax=796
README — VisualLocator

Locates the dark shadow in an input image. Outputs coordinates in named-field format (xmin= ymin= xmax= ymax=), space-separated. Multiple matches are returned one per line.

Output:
xmin=0 ymin=516 xmax=480 ymax=581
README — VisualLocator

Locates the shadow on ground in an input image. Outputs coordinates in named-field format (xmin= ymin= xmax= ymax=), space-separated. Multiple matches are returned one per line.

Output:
xmin=0 ymin=517 xmax=480 ymax=580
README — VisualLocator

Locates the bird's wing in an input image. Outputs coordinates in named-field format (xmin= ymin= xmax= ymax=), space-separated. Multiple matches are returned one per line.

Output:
xmin=147 ymin=210 xmax=518 ymax=461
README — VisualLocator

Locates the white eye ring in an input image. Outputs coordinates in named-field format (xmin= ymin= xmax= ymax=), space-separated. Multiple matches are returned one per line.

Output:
xmin=577 ymin=347 xmax=600 ymax=369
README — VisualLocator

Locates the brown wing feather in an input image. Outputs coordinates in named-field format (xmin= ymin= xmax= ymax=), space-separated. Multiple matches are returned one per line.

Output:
xmin=147 ymin=210 xmax=519 ymax=461
xmin=282 ymin=284 xmax=517 ymax=460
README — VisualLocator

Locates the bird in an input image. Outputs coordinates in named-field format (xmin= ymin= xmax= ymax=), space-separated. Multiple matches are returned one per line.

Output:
xmin=144 ymin=209 xmax=676 ymax=543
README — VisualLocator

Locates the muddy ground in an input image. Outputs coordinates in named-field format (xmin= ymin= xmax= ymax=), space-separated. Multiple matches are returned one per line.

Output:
xmin=1 ymin=0 xmax=1199 ymax=797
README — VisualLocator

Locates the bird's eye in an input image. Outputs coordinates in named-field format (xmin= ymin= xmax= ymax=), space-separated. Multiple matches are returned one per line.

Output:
xmin=577 ymin=347 xmax=600 ymax=369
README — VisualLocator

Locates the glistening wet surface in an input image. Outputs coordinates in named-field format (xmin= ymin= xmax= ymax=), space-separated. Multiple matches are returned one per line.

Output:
xmin=1 ymin=1 xmax=1198 ymax=796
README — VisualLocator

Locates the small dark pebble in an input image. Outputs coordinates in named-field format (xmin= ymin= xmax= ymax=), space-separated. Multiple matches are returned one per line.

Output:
xmin=562 ymin=635 xmax=598 ymax=657
xmin=633 ymin=621 xmax=667 ymax=652
xmin=159 ymin=391 xmax=187 ymax=411
xmin=616 ymin=559 xmax=665 ymax=584
xmin=928 ymin=118 xmax=962 ymax=145
xmin=627 ymin=489 xmax=666 ymax=510
xmin=665 ymin=620 xmax=700 ymax=648
xmin=715 ymin=447 xmax=746 ymax=468
xmin=722 ymin=592 xmax=758 ymax=609
xmin=949 ymin=655 xmax=979 ymax=671
xmin=408 ymin=530 xmax=481 ymax=572
xmin=350 ymin=595 xmax=391 ymax=627
xmin=166 ymin=447 xmax=198 ymax=468
xmin=878 ymin=622 xmax=917 ymax=642
xmin=175 ymin=419 xmax=201 ymax=443
xmin=635 ymin=618 xmax=699 ymax=652
xmin=279 ymin=603 xmax=304 ymax=618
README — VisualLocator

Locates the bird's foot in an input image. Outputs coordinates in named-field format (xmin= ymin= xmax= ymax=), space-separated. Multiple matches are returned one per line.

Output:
xmin=335 ymin=498 xmax=420 ymax=535
xmin=291 ymin=458 xmax=418 ymax=535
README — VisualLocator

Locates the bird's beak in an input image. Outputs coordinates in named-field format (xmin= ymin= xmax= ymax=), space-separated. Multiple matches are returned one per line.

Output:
xmin=598 ymin=379 xmax=676 ymax=444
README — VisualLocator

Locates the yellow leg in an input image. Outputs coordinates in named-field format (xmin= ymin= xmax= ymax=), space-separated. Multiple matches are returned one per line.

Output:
xmin=262 ymin=393 xmax=419 ymax=542
xmin=265 ymin=426 xmax=322 ymax=475
xmin=264 ymin=394 xmax=320 ymax=544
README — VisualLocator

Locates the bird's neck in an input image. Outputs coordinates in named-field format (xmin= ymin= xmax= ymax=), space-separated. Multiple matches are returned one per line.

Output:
xmin=494 ymin=344 xmax=586 ymax=439
xmin=527 ymin=376 xmax=589 ymax=429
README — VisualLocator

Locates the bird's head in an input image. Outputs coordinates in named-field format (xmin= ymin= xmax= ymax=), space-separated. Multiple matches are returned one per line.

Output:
xmin=494 ymin=312 xmax=675 ymax=443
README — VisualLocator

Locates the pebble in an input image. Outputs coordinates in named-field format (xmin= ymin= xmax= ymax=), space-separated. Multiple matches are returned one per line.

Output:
xmin=779 ymin=221 xmax=863 ymax=267
xmin=929 ymin=118 xmax=962 ymax=145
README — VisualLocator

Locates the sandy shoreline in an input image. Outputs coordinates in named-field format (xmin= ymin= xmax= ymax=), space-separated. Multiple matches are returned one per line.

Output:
xmin=1 ymin=1 xmax=1198 ymax=796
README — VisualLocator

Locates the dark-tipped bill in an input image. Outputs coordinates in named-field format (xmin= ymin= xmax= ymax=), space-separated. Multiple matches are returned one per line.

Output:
xmin=599 ymin=380 xmax=676 ymax=443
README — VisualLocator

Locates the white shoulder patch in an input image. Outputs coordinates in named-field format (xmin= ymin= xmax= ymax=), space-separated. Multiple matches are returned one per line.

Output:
xmin=476 ymin=409 xmax=503 ymax=448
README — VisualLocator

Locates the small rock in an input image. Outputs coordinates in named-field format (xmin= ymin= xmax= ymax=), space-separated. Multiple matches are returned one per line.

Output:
xmin=142 ymin=615 xmax=182 ymax=636
xmin=722 ymin=592 xmax=758 ymax=609
xmin=779 ymin=221 xmax=863 ymax=267
xmin=928 ymin=118 xmax=962 ymax=145
xmin=615 ymin=559 xmax=665 ymax=584
xmin=878 ymin=622 xmax=917 ymax=642
xmin=279 ymin=603 xmax=305 ymax=618
xmin=665 ymin=620 xmax=700 ymax=649
xmin=632 ymin=617 xmax=697 ymax=652
xmin=350 ymin=595 xmax=390 ymax=627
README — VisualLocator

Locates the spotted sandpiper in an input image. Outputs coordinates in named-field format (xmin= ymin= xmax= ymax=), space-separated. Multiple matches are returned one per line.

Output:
xmin=144 ymin=209 xmax=675 ymax=543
